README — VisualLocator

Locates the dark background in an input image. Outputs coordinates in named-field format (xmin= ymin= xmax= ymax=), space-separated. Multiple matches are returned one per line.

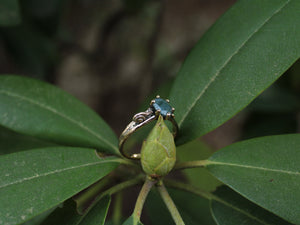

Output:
xmin=0 ymin=1 xmax=299 ymax=223
xmin=0 ymin=0 xmax=299 ymax=155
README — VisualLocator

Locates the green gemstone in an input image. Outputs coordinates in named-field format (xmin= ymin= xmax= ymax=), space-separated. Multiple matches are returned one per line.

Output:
xmin=152 ymin=98 xmax=172 ymax=117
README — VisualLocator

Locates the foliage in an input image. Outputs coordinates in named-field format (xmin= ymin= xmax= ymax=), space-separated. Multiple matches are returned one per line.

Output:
xmin=0 ymin=0 xmax=299 ymax=224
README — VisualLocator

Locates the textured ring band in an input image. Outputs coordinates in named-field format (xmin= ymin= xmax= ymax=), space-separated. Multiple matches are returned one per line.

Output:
xmin=119 ymin=95 xmax=178 ymax=159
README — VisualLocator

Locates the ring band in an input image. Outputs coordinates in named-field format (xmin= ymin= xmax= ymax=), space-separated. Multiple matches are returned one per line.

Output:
xmin=119 ymin=95 xmax=178 ymax=159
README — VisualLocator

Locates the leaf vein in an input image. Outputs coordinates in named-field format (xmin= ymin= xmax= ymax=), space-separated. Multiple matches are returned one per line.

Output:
xmin=178 ymin=0 xmax=291 ymax=127
xmin=0 ymin=159 xmax=118 ymax=189
xmin=0 ymin=89 xmax=118 ymax=152
xmin=213 ymin=198 xmax=272 ymax=225
xmin=209 ymin=161 xmax=299 ymax=175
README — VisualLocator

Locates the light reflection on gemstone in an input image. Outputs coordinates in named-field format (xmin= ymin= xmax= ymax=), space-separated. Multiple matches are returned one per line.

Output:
xmin=152 ymin=98 xmax=173 ymax=117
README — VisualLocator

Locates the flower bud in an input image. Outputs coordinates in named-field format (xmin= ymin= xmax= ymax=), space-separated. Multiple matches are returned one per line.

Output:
xmin=141 ymin=115 xmax=176 ymax=178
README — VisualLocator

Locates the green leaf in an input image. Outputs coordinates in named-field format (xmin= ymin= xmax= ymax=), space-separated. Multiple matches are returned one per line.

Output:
xmin=177 ymin=139 xmax=221 ymax=192
xmin=247 ymin=84 xmax=299 ymax=113
xmin=122 ymin=215 xmax=143 ymax=225
xmin=146 ymin=190 xmax=175 ymax=225
xmin=0 ymin=147 xmax=119 ymax=225
xmin=42 ymin=196 xmax=111 ymax=225
xmin=0 ymin=0 xmax=21 ymax=26
xmin=171 ymin=189 xmax=216 ymax=225
xmin=41 ymin=199 xmax=81 ymax=225
xmin=22 ymin=206 xmax=57 ymax=225
xmin=206 ymin=134 xmax=300 ymax=224
xmin=78 ymin=195 xmax=111 ymax=225
xmin=170 ymin=0 xmax=300 ymax=145
xmin=0 ymin=125 xmax=55 ymax=155
xmin=146 ymin=188 xmax=216 ymax=225
xmin=0 ymin=75 xmax=119 ymax=154
xmin=211 ymin=186 xmax=292 ymax=225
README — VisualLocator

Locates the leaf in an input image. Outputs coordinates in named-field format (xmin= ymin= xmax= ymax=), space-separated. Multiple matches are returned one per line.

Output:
xmin=170 ymin=189 xmax=216 ymax=225
xmin=122 ymin=215 xmax=143 ymax=225
xmin=0 ymin=147 xmax=119 ymax=225
xmin=22 ymin=206 xmax=57 ymax=225
xmin=0 ymin=75 xmax=119 ymax=154
xmin=211 ymin=186 xmax=292 ymax=225
xmin=170 ymin=0 xmax=300 ymax=145
xmin=241 ymin=113 xmax=297 ymax=140
xmin=146 ymin=190 xmax=175 ymax=225
xmin=0 ymin=125 xmax=55 ymax=155
xmin=78 ymin=195 xmax=111 ymax=225
xmin=247 ymin=84 xmax=299 ymax=113
xmin=42 ymin=196 xmax=111 ymax=225
xmin=206 ymin=134 xmax=300 ymax=224
xmin=177 ymin=139 xmax=221 ymax=192
xmin=0 ymin=0 xmax=21 ymax=26
xmin=146 ymin=188 xmax=216 ymax=225
xmin=41 ymin=199 xmax=81 ymax=225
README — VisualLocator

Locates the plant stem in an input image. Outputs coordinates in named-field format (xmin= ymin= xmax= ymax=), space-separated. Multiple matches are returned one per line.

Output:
xmin=112 ymin=192 xmax=123 ymax=225
xmin=174 ymin=160 xmax=208 ymax=170
xmin=115 ymin=157 xmax=140 ymax=168
xmin=164 ymin=179 xmax=214 ymax=200
xmin=164 ymin=179 xmax=266 ymax=222
xmin=102 ymin=175 xmax=145 ymax=197
xmin=74 ymin=174 xmax=113 ymax=214
xmin=165 ymin=180 xmax=215 ymax=200
xmin=133 ymin=177 xmax=157 ymax=221
xmin=84 ymin=175 xmax=144 ymax=215
xmin=157 ymin=182 xmax=185 ymax=225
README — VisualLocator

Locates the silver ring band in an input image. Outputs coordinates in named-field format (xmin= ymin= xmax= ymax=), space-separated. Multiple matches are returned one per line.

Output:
xmin=119 ymin=96 xmax=178 ymax=159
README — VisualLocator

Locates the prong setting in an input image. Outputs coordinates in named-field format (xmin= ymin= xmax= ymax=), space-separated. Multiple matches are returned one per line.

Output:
xmin=119 ymin=94 xmax=178 ymax=159
xmin=166 ymin=112 xmax=172 ymax=120
xmin=155 ymin=109 xmax=161 ymax=117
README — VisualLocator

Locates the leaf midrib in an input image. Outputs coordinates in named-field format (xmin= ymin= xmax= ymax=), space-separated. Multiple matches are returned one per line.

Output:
xmin=178 ymin=0 xmax=291 ymax=127
xmin=207 ymin=160 xmax=300 ymax=175
xmin=0 ymin=89 xmax=118 ymax=152
xmin=212 ymin=197 xmax=274 ymax=225
xmin=0 ymin=158 xmax=118 ymax=189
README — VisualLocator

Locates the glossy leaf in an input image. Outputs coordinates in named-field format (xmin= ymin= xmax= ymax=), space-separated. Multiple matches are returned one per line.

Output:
xmin=0 ymin=125 xmax=55 ymax=155
xmin=206 ymin=134 xmax=300 ymax=224
xmin=211 ymin=186 xmax=292 ymax=225
xmin=0 ymin=75 xmax=119 ymax=154
xmin=0 ymin=147 xmax=119 ymax=225
xmin=0 ymin=0 xmax=20 ymax=26
xmin=170 ymin=0 xmax=300 ymax=145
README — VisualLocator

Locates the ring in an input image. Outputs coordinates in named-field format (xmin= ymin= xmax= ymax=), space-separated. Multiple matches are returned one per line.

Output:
xmin=119 ymin=95 xmax=178 ymax=159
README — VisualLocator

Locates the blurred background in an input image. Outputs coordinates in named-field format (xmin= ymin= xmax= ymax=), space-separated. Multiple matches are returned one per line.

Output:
xmin=1 ymin=1 xmax=299 ymax=224
xmin=0 ymin=0 xmax=299 ymax=150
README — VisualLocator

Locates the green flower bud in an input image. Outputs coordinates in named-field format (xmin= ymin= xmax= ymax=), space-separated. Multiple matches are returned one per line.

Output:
xmin=141 ymin=115 xmax=176 ymax=178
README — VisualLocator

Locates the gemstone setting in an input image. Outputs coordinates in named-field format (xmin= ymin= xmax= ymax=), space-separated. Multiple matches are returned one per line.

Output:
xmin=151 ymin=97 xmax=173 ymax=118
